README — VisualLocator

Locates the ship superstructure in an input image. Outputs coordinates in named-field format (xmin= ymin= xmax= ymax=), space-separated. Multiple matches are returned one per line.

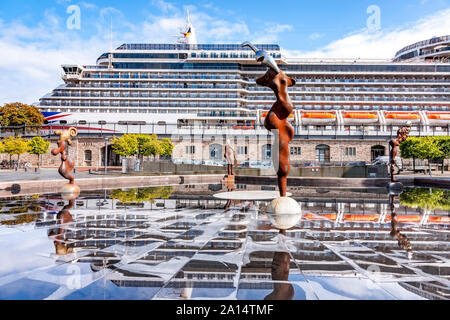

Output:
xmin=37 ymin=14 xmax=450 ymax=133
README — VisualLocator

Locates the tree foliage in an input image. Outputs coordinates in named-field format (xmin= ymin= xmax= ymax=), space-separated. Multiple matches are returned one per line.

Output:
xmin=159 ymin=138 xmax=174 ymax=158
xmin=3 ymin=137 xmax=29 ymax=160
xmin=111 ymin=134 xmax=138 ymax=156
xmin=110 ymin=186 xmax=173 ymax=204
xmin=400 ymin=136 xmax=449 ymax=160
xmin=111 ymin=134 xmax=174 ymax=159
xmin=28 ymin=137 xmax=50 ymax=167
xmin=0 ymin=103 xmax=44 ymax=127
xmin=400 ymin=188 xmax=450 ymax=210
xmin=0 ymin=140 xmax=4 ymax=154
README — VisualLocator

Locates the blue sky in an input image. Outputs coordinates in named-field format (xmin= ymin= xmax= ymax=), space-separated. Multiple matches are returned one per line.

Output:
xmin=0 ymin=0 xmax=449 ymax=104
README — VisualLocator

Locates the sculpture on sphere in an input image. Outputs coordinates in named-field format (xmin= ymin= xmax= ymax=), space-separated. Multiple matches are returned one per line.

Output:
xmin=241 ymin=42 xmax=296 ymax=196
xmin=389 ymin=125 xmax=410 ymax=182
xmin=51 ymin=127 xmax=78 ymax=184
xmin=51 ymin=127 xmax=80 ymax=199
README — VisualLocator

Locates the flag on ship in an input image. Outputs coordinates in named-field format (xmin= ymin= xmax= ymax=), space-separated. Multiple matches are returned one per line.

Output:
xmin=184 ymin=27 xmax=192 ymax=38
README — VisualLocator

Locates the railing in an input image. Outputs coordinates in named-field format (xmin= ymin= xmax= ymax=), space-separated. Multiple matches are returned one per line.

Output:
xmin=1 ymin=123 xmax=449 ymax=139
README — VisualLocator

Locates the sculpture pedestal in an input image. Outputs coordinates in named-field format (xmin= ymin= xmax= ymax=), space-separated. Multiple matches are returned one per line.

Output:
xmin=387 ymin=182 xmax=404 ymax=196
xmin=266 ymin=197 xmax=302 ymax=229
xmin=61 ymin=183 xmax=80 ymax=200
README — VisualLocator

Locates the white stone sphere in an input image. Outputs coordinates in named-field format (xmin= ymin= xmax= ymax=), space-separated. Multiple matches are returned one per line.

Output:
xmin=61 ymin=183 xmax=80 ymax=200
xmin=266 ymin=197 xmax=302 ymax=229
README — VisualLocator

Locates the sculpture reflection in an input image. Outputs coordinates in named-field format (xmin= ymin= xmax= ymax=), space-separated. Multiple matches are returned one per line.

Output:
xmin=389 ymin=194 xmax=413 ymax=258
xmin=48 ymin=199 xmax=74 ymax=255
xmin=264 ymin=229 xmax=294 ymax=300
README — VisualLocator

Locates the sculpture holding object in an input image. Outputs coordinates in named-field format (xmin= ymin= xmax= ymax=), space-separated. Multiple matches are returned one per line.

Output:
xmin=241 ymin=42 xmax=296 ymax=197
xmin=51 ymin=127 xmax=80 ymax=200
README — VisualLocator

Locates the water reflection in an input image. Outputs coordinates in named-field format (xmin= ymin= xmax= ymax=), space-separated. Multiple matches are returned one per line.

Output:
xmin=0 ymin=184 xmax=448 ymax=300
xmin=265 ymin=230 xmax=294 ymax=300
xmin=48 ymin=199 xmax=74 ymax=255
xmin=389 ymin=194 xmax=413 ymax=258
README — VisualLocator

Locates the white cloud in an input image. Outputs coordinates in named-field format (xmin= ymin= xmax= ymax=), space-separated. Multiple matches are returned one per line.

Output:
xmin=283 ymin=8 xmax=450 ymax=59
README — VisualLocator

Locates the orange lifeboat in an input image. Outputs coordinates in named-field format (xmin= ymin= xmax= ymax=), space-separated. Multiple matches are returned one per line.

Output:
xmin=427 ymin=113 xmax=450 ymax=124
xmin=261 ymin=111 xmax=295 ymax=121
xmin=343 ymin=112 xmax=378 ymax=124
xmin=385 ymin=112 xmax=421 ymax=124
xmin=301 ymin=112 xmax=336 ymax=124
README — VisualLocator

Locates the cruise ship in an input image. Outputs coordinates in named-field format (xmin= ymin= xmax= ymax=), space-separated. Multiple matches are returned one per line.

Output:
xmin=37 ymin=14 xmax=450 ymax=134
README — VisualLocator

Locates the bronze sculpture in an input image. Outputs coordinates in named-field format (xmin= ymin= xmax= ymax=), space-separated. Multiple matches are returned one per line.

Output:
xmin=51 ymin=127 xmax=80 ymax=199
xmin=242 ymin=42 xmax=296 ymax=197
xmin=224 ymin=138 xmax=236 ymax=176
xmin=389 ymin=125 xmax=410 ymax=182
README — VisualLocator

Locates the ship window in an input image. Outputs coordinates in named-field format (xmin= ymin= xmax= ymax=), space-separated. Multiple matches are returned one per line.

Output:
xmin=157 ymin=121 xmax=166 ymax=125
xmin=59 ymin=120 xmax=67 ymax=124
xmin=78 ymin=120 xmax=87 ymax=125
xmin=98 ymin=121 xmax=106 ymax=125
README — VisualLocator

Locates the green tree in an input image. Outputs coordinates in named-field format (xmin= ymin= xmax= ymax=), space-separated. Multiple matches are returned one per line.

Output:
xmin=111 ymin=134 xmax=138 ymax=157
xmin=400 ymin=137 xmax=421 ymax=171
xmin=110 ymin=186 xmax=173 ymax=204
xmin=0 ymin=140 xmax=4 ymax=154
xmin=415 ymin=136 xmax=444 ymax=176
xmin=136 ymin=134 xmax=160 ymax=161
xmin=28 ymin=136 xmax=50 ymax=168
xmin=159 ymin=138 xmax=174 ymax=159
xmin=3 ymin=137 xmax=29 ymax=163
xmin=400 ymin=188 xmax=450 ymax=211
xmin=141 ymin=135 xmax=161 ymax=160
xmin=0 ymin=103 xmax=44 ymax=128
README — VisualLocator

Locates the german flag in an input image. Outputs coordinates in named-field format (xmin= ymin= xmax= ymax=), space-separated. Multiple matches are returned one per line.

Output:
xmin=184 ymin=27 xmax=191 ymax=38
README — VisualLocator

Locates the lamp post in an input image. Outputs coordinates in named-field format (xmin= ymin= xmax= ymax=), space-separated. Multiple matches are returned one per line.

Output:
xmin=104 ymin=137 xmax=109 ymax=174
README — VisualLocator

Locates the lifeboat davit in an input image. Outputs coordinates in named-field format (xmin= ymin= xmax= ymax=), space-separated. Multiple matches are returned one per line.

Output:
xmin=385 ymin=113 xmax=421 ymax=124
xmin=427 ymin=113 xmax=450 ymax=125
xmin=343 ymin=112 xmax=378 ymax=124
xmin=301 ymin=112 xmax=336 ymax=124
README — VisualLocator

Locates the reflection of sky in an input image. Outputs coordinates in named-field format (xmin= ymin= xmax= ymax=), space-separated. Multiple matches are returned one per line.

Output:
xmin=306 ymin=276 xmax=395 ymax=300
xmin=0 ymin=228 xmax=55 ymax=279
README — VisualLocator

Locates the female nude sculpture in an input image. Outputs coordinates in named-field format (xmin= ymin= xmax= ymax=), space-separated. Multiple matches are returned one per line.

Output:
xmin=241 ymin=42 xmax=296 ymax=197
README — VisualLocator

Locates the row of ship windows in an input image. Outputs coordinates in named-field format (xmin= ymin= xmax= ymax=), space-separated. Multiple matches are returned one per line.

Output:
xmin=111 ymin=52 xmax=282 ymax=59
xmin=43 ymin=104 xmax=448 ymax=113
xmin=52 ymin=92 xmax=239 ymax=98
xmin=82 ymin=73 xmax=450 ymax=82
xmin=58 ymin=85 xmax=450 ymax=93
xmin=85 ymin=73 xmax=239 ymax=79
xmin=43 ymin=95 xmax=450 ymax=103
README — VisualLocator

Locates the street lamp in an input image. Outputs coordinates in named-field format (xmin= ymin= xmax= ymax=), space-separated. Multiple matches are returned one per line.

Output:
xmin=104 ymin=137 xmax=109 ymax=174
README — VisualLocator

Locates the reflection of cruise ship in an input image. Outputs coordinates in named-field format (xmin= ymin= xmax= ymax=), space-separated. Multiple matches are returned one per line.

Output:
xmin=36 ymin=12 xmax=450 ymax=134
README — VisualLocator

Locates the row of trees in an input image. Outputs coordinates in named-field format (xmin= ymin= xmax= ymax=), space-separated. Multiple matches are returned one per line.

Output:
xmin=0 ymin=136 xmax=50 ymax=167
xmin=400 ymin=136 xmax=450 ymax=173
xmin=111 ymin=134 xmax=174 ymax=160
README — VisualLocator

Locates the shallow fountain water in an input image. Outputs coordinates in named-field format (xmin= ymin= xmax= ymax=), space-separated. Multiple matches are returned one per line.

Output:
xmin=0 ymin=184 xmax=448 ymax=300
